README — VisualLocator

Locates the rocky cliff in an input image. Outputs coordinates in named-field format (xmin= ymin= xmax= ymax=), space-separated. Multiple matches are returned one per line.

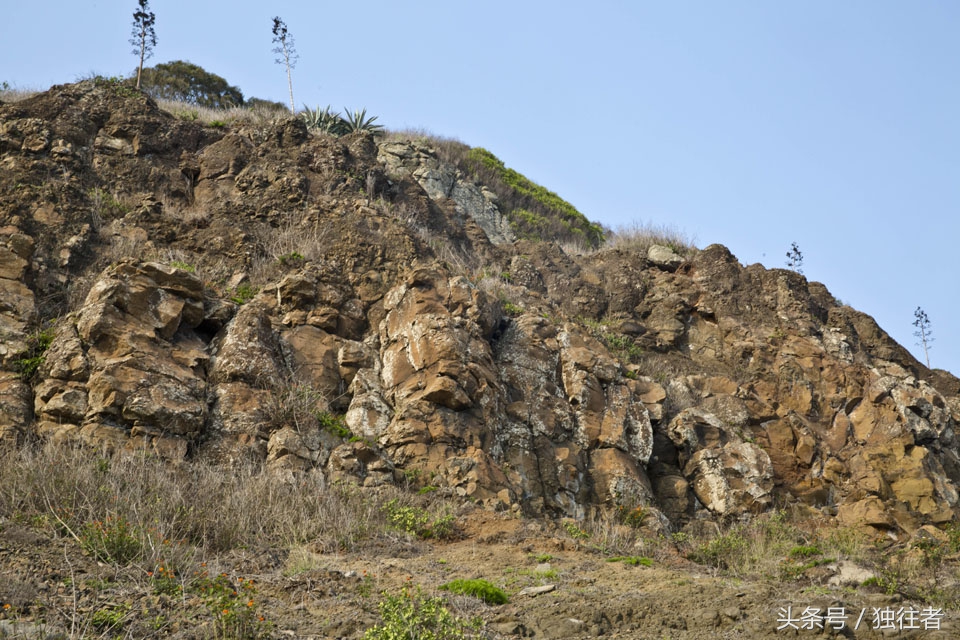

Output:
xmin=2 ymin=80 xmax=959 ymax=539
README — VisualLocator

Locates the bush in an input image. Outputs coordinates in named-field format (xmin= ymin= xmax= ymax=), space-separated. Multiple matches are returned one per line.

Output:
xmin=364 ymin=586 xmax=482 ymax=640
xmin=688 ymin=530 xmax=749 ymax=571
xmin=439 ymin=579 xmax=508 ymax=605
xmin=138 ymin=60 xmax=244 ymax=108
xmin=194 ymin=572 xmax=268 ymax=639
xmin=80 ymin=515 xmax=142 ymax=564
xmin=383 ymin=499 xmax=456 ymax=540
xmin=14 ymin=325 xmax=54 ymax=382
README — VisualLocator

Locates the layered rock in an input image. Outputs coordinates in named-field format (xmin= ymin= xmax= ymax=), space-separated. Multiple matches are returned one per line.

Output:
xmin=3 ymin=81 xmax=960 ymax=537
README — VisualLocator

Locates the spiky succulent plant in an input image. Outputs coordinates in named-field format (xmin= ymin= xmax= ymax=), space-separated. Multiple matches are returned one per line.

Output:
xmin=341 ymin=107 xmax=383 ymax=135
xmin=300 ymin=104 xmax=347 ymax=135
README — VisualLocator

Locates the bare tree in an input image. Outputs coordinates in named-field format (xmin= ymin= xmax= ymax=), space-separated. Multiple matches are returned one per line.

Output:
xmin=130 ymin=0 xmax=157 ymax=90
xmin=913 ymin=306 xmax=934 ymax=368
xmin=272 ymin=17 xmax=298 ymax=113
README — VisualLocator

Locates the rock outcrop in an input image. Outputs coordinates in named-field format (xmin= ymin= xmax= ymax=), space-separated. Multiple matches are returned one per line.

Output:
xmin=2 ymin=80 xmax=959 ymax=537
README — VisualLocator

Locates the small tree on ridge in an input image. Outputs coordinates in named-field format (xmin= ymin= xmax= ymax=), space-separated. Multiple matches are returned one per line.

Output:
xmin=785 ymin=242 xmax=804 ymax=275
xmin=913 ymin=306 xmax=934 ymax=368
xmin=130 ymin=0 xmax=157 ymax=90
xmin=272 ymin=17 xmax=298 ymax=113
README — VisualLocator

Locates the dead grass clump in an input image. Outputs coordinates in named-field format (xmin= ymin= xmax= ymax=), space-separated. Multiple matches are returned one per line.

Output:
xmin=684 ymin=510 xmax=812 ymax=578
xmin=249 ymin=208 xmax=333 ymax=284
xmin=0 ymin=443 xmax=398 ymax=559
xmin=381 ymin=128 xmax=470 ymax=162
xmin=155 ymin=98 xmax=286 ymax=128
xmin=0 ymin=85 xmax=39 ymax=103
xmin=605 ymin=221 xmax=697 ymax=257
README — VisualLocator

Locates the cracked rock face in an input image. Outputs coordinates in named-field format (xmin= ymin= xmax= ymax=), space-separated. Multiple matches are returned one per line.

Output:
xmin=3 ymin=81 xmax=960 ymax=534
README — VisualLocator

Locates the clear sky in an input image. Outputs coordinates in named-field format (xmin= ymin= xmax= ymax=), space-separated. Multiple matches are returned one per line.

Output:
xmin=2 ymin=1 xmax=957 ymax=375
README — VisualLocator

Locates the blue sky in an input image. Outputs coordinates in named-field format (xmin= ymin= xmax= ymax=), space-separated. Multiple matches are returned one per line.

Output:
xmin=2 ymin=1 xmax=957 ymax=375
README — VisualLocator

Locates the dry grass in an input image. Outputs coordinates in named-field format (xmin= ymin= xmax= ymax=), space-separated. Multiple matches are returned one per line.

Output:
xmin=0 ymin=443 xmax=407 ymax=561
xmin=155 ymin=98 xmax=288 ymax=128
xmin=0 ymin=86 xmax=39 ymax=103
xmin=604 ymin=221 xmax=697 ymax=257
xmin=249 ymin=208 xmax=333 ymax=284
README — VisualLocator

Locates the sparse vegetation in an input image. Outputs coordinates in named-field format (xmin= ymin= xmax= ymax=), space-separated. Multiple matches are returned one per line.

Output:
xmin=0 ymin=443 xmax=402 ymax=556
xmin=501 ymin=299 xmax=524 ymax=317
xmin=90 ymin=603 xmax=129 ymax=632
xmin=562 ymin=521 xmax=589 ymax=541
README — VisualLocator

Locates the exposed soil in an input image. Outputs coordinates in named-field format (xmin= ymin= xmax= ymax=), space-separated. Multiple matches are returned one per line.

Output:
xmin=1 ymin=509 xmax=955 ymax=639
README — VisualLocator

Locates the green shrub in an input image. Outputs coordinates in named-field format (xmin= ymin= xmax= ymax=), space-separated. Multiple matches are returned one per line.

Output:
xmin=602 ymin=332 xmax=644 ymax=363
xmin=90 ymin=604 xmax=128 ymax=631
xmin=439 ymin=579 xmax=508 ymax=605
xmin=150 ymin=564 xmax=182 ymax=596
xmin=501 ymin=301 xmax=524 ymax=317
xmin=230 ymin=284 xmax=258 ymax=305
xmin=301 ymin=105 xmax=383 ymax=136
xmin=316 ymin=411 xmax=351 ymax=439
xmin=616 ymin=504 xmax=650 ymax=528
xmin=562 ymin=521 xmax=589 ymax=540
xmin=688 ymin=531 xmax=749 ymax=571
xmin=170 ymin=260 xmax=195 ymax=272
xmin=88 ymin=187 xmax=131 ymax=219
xmin=364 ymin=586 xmax=482 ymax=639
xmin=14 ymin=326 xmax=55 ymax=382
xmin=277 ymin=251 xmax=305 ymax=267
xmin=383 ymin=500 xmax=456 ymax=540
xmin=80 ymin=515 xmax=142 ymax=564
xmin=194 ymin=572 xmax=268 ymax=639
xmin=788 ymin=545 xmax=822 ymax=559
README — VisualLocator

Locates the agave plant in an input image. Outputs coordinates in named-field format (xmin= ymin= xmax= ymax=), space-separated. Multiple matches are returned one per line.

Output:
xmin=300 ymin=104 xmax=348 ymax=135
xmin=341 ymin=107 xmax=383 ymax=135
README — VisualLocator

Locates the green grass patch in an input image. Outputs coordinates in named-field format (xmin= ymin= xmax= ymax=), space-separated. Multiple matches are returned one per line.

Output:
xmin=606 ymin=555 xmax=653 ymax=567
xmin=439 ymin=578 xmax=508 ymax=605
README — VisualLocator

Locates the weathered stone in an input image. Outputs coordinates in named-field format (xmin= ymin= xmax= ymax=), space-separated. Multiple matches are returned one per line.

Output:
xmin=211 ymin=302 xmax=283 ymax=386
xmin=667 ymin=409 xmax=773 ymax=516
xmin=378 ymin=140 xmax=515 ymax=245
xmin=647 ymin=244 xmax=683 ymax=271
